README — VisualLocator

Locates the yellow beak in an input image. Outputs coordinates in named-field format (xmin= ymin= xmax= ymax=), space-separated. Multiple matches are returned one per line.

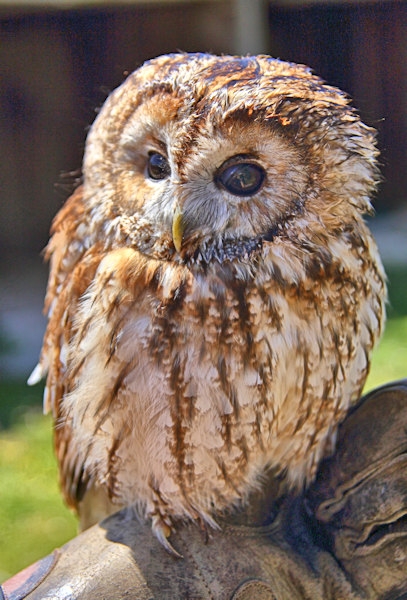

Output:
xmin=172 ymin=206 xmax=184 ymax=253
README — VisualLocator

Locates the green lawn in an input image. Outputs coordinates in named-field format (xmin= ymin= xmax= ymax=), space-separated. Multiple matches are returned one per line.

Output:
xmin=365 ymin=265 xmax=407 ymax=390
xmin=0 ymin=266 xmax=406 ymax=580
xmin=0 ymin=409 xmax=77 ymax=581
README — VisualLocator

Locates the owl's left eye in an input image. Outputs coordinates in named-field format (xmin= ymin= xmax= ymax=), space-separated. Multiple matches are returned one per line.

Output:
xmin=147 ymin=152 xmax=171 ymax=180
xmin=215 ymin=161 xmax=265 ymax=197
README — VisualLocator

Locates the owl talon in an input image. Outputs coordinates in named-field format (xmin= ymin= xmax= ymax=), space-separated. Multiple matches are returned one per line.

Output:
xmin=152 ymin=514 xmax=183 ymax=559
xmin=157 ymin=531 xmax=184 ymax=559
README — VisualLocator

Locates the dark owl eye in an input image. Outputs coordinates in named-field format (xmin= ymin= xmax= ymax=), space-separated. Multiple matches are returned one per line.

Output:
xmin=147 ymin=152 xmax=170 ymax=180
xmin=216 ymin=161 xmax=265 ymax=196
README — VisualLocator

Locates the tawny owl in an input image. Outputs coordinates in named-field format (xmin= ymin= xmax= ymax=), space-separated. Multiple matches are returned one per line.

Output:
xmin=29 ymin=53 xmax=386 ymax=554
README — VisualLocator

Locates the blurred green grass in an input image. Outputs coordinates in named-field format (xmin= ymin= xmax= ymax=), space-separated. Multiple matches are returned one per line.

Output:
xmin=365 ymin=265 xmax=407 ymax=390
xmin=0 ymin=407 xmax=77 ymax=581
xmin=0 ymin=265 xmax=406 ymax=581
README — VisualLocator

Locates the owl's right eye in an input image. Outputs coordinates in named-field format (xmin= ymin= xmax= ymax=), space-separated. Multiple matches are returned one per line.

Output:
xmin=147 ymin=152 xmax=171 ymax=180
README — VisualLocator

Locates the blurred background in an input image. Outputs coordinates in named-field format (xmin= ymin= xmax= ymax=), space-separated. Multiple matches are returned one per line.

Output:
xmin=1 ymin=0 xmax=406 ymax=580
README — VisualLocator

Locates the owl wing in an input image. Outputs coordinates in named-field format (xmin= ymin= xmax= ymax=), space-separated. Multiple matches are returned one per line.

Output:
xmin=29 ymin=186 xmax=103 ymax=511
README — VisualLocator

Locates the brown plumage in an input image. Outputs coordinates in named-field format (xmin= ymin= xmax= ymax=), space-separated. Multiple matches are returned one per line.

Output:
xmin=30 ymin=53 xmax=386 ymax=553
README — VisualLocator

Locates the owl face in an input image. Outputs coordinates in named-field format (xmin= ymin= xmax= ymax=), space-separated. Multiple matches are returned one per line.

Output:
xmin=83 ymin=53 xmax=378 ymax=269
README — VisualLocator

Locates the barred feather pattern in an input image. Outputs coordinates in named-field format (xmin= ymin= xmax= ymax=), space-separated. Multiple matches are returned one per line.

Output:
xmin=31 ymin=53 xmax=386 ymax=549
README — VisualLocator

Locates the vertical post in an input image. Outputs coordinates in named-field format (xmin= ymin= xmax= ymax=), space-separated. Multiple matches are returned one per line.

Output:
xmin=233 ymin=0 xmax=270 ymax=55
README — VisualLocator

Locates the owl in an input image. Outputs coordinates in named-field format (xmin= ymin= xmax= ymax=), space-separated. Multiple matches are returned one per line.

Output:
xmin=29 ymin=53 xmax=386 ymax=554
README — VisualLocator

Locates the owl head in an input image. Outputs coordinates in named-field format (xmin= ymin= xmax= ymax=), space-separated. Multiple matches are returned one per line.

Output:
xmin=81 ymin=53 xmax=379 ymax=270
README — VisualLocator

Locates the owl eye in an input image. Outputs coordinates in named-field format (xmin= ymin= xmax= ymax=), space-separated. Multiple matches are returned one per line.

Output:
xmin=147 ymin=152 xmax=171 ymax=180
xmin=216 ymin=161 xmax=265 ymax=197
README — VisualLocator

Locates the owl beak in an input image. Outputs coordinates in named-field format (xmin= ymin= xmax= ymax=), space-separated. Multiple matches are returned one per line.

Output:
xmin=172 ymin=206 xmax=184 ymax=253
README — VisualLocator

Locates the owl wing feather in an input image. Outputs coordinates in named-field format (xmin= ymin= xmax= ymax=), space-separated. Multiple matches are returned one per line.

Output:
xmin=32 ymin=186 xmax=104 ymax=509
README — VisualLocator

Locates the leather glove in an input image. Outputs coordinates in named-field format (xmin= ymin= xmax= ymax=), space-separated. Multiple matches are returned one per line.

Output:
xmin=306 ymin=379 xmax=407 ymax=599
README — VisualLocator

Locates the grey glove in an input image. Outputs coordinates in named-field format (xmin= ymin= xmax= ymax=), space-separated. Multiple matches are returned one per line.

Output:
xmin=307 ymin=379 xmax=407 ymax=599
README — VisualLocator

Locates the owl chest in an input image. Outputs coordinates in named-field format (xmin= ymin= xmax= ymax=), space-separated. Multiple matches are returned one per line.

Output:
xmin=141 ymin=277 xmax=270 ymax=384
xmin=103 ymin=276 xmax=334 ymax=507
xmin=74 ymin=268 xmax=353 ymax=511
xmin=116 ymin=274 xmax=316 ymax=433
